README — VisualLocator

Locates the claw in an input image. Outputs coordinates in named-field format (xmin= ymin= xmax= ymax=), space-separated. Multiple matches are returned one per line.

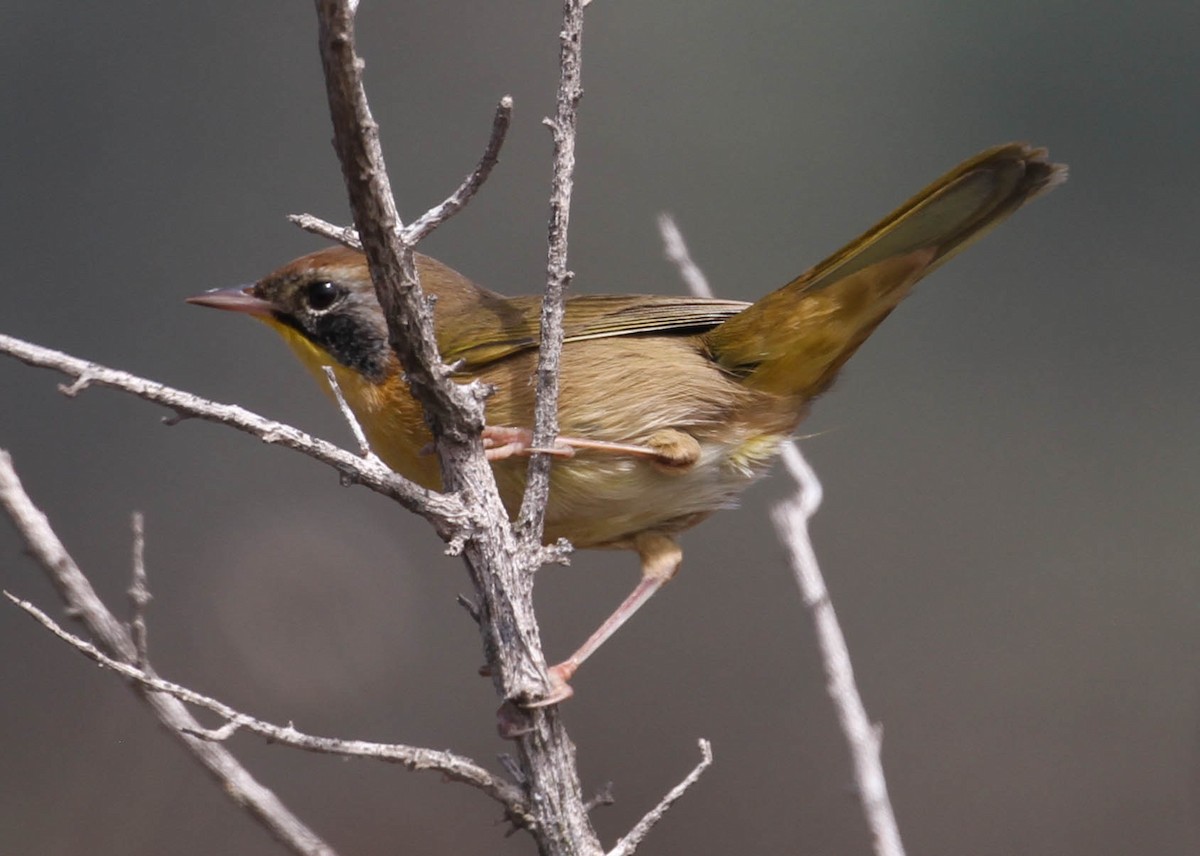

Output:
xmin=522 ymin=662 xmax=577 ymax=709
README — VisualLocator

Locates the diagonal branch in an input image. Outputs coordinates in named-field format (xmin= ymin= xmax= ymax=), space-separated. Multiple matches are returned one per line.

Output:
xmin=289 ymin=94 xmax=514 ymax=250
xmin=0 ymin=333 xmax=468 ymax=538
xmin=0 ymin=451 xmax=339 ymax=856
xmin=405 ymin=96 xmax=514 ymax=244
xmin=322 ymin=366 xmax=379 ymax=460
xmin=657 ymin=213 xmax=714 ymax=299
xmin=287 ymin=213 xmax=362 ymax=250
xmin=771 ymin=446 xmax=905 ymax=856
xmin=659 ymin=214 xmax=906 ymax=856
xmin=606 ymin=740 xmax=713 ymax=856
xmin=5 ymin=591 xmax=531 ymax=825
xmin=315 ymin=0 xmax=488 ymax=453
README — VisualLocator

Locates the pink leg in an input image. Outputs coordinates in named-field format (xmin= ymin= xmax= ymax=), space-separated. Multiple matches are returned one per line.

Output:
xmin=482 ymin=425 xmax=699 ymax=465
xmin=526 ymin=532 xmax=683 ymax=707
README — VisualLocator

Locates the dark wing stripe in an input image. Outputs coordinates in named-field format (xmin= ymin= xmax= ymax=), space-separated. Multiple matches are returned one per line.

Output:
xmin=446 ymin=296 xmax=750 ymax=370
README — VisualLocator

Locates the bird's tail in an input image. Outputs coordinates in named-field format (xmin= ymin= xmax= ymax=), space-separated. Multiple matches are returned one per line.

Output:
xmin=704 ymin=142 xmax=1067 ymax=398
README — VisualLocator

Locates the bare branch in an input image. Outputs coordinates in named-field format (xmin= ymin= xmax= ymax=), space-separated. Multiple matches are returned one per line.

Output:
xmin=659 ymin=218 xmax=906 ymax=856
xmin=772 ymin=445 xmax=906 ymax=856
xmin=314 ymin=3 xmax=603 ymax=853
xmin=127 ymin=511 xmax=150 ymax=667
xmin=606 ymin=740 xmax=713 ymax=856
xmin=4 ymin=591 xmax=530 ymax=823
xmin=287 ymin=213 xmax=362 ymax=250
xmin=314 ymin=0 xmax=553 ymax=695
xmin=0 ymin=333 xmax=468 ymax=537
xmin=404 ymin=96 xmax=514 ymax=244
xmin=0 ymin=451 xmax=338 ymax=856
xmin=315 ymin=0 xmax=488 ymax=446
xmin=517 ymin=0 xmax=587 ymax=538
xmin=288 ymin=95 xmax=513 ymax=251
xmin=321 ymin=366 xmax=378 ymax=461
xmin=657 ymin=213 xmax=714 ymax=299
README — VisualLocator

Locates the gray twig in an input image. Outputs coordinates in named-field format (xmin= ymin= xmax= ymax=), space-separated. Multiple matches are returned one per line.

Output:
xmin=288 ymin=95 xmax=514 ymax=250
xmin=405 ymin=96 xmax=514 ymax=244
xmin=516 ymin=0 xmax=586 ymax=538
xmin=0 ymin=333 xmax=467 ymax=537
xmin=4 ymin=590 xmax=530 ymax=824
xmin=321 ymin=366 xmax=378 ymax=460
xmin=657 ymin=213 xmax=714 ymax=299
xmin=0 ymin=451 xmax=338 ymax=856
xmin=659 ymin=217 xmax=906 ymax=856
xmin=771 ymin=446 xmax=906 ymax=856
xmin=606 ymin=740 xmax=713 ymax=856
xmin=315 ymin=0 xmax=490 ymax=441
xmin=287 ymin=213 xmax=362 ymax=250
xmin=128 ymin=511 xmax=150 ymax=667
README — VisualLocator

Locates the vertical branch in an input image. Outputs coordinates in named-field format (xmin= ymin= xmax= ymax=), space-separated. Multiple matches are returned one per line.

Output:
xmin=312 ymin=3 xmax=604 ymax=854
xmin=507 ymin=5 xmax=605 ymax=852
xmin=518 ymin=0 xmax=587 ymax=536
xmin=128 ymin=511 xmax=150 ymax=667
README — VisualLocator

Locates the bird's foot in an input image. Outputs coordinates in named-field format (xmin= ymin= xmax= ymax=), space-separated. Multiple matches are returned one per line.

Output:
xmin=523 ymin=661 xmax=577 ymax=708
xmin=482 ymin=426 xmax=576 ymax=460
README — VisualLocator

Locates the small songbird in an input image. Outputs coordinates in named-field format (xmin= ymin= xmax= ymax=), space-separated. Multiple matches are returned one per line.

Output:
xmin=190 ymin=143 xmax=1065 ymax=703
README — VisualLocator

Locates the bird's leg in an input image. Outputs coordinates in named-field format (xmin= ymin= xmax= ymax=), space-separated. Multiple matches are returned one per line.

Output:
xmin=483 ymin=425 xmax=700 ymax=467
xmin=479 ymin=426 xmax=561 ymax=459
xmin=526 ymin=531 xmax=683 ymax=707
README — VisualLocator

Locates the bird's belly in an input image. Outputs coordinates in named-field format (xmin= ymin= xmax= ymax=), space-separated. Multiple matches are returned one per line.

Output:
xmin=496 ymin=431 xmax=789 ymax=550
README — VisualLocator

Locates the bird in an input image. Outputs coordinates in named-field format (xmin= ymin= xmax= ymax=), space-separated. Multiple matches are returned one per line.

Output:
xmin=189 ymin=142 xmax=1065 ymax=704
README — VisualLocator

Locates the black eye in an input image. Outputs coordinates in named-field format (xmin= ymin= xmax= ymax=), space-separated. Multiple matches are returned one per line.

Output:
xmin=303 ymin=281 xmax=342 ymax=312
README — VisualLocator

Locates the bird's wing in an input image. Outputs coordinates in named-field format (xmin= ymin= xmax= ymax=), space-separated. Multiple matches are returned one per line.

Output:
xmin=441 ymin=294 xmax=750 ymax=370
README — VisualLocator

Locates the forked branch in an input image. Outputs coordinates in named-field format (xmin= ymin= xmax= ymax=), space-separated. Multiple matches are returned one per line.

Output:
xmin=5 ymin=590 xmax=530 ymax=825
xmin=0 ymin=451 xmax=338 ymax=856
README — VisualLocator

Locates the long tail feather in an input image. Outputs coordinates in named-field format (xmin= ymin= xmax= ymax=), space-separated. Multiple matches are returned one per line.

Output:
xmin=705 ymin=142 xmax=1066 ymax=398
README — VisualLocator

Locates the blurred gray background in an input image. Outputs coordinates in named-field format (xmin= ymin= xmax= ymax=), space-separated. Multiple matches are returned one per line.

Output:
xmin=2 ymin=1 xmax=1197 ymax=854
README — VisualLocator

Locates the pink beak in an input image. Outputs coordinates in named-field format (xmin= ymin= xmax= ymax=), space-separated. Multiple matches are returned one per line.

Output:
xmin=186 ymin=285 xmax=274 ymax=317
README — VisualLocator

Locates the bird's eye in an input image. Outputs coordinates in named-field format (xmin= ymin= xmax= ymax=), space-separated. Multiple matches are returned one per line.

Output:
xmin=303 ymin=281 xmax=342 ymax=312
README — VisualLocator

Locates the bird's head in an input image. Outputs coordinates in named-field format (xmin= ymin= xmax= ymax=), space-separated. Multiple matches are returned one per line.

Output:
xmin=188 ymin=246 xmax=394 ymax=383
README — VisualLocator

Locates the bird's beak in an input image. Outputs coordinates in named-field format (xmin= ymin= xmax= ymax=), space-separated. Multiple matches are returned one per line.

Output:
xmin=186 ymin=285 xmax=274 ymax=317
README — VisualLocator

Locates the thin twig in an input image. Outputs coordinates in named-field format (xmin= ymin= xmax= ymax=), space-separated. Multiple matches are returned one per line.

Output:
xmin=517 ymin=0 xmax=587 ymax=538
xmin=606 ymin=740 xmax=713 ymax=856
xmin=128 ymin=511 xmax=150 ymax=667
xmin=288 ymin=95 xmax=514 ymax=251
xmin=771 ymin=446 xmax=905 ymax=856
xmin=657 ymin=213 xmax=714 ymax=299
xmin=4 ymin=591 xmax=530 ymax=823
xmin=404 ymin=96 xmax=514 ymax=244
xmin=0 ymin=451 xmax=338 ymax=856
xmin=322 ymin=366 xmax=377 ymax=460
xmin=659 ymin=218 xmax=906 ymax=856
xmin=0 ymin=333 xmax=467 ymax=536
xmin=287 ymin=213 xmax=362 ymax=250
